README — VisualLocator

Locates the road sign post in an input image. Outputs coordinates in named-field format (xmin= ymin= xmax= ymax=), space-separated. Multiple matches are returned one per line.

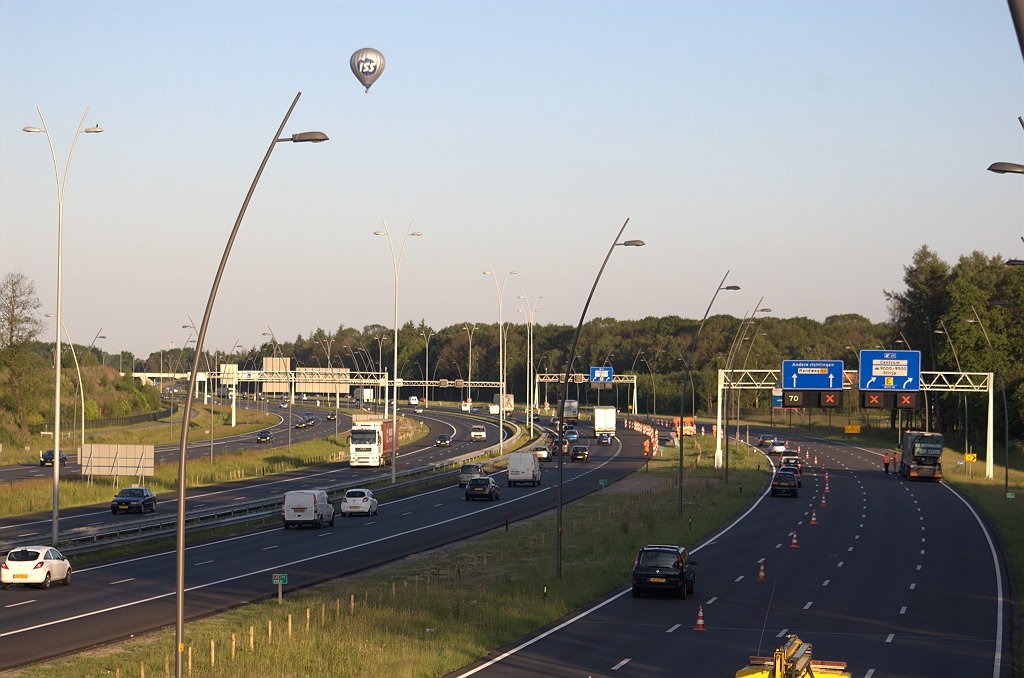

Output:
xmin=272 ymin=573 xmax=288 ymax=604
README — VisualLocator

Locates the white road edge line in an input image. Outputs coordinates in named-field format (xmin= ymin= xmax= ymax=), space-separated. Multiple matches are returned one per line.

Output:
xmin=4 ymin=599 xmax=36 ymax=608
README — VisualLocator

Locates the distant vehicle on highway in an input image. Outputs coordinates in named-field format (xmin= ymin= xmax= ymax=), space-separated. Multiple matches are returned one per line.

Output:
xmin=549 ymin=416 xmax=559 ymax=426
xmin=597 ymin=433 xmax=614 ymax=445
xmin=779 ymin=465 xmax=802 ymax=487
xmin=459 ymin=463 xmax=485 ymax=487
xmin=757 ymin=434 xmax=775 ymax=447
xmin=435 ymin=434 xmax=452 ymax=447
xmin=111 ymin=487 xmax=157 ymax=514
xmin=770 ymin=471 xmax=799 ymax=497
xmin=326 ymin=412 xmax=336 ymax=421
xmin=565 ymin=429 xmax=579 ymax=443
xmin=530 ymin=445 xmax=551 ymax=462
xmin=414 ymin=407 xmax=424 ymax=413
xmin=39 ymin=449 xmax=67 ymax=467
xmin=1 ymin=546 xmax=72 ymax=590
xmin=282 ymin=490 xmax=334 ymax=528
xmin=631 ymin=545 xmax=696 ymax=599
xmin=255 ymin=430 xmax=274 ymax=443
xmin=280 ymin=401 xmax=289 ymax=409
xmin=304 ymin=414 xmax=316 ymax=427
xmin=507 ymin=451 xmax=541 ymax=486
xmin=768 ymin=440 xmax=786 ymax=454
xmin=570 ymin=445 xmax=590 ymax=462
xmin=465 ymin=476 xmax=500 ymax=501
xmin=340 ymin=489 xmax=378 ymax=517
xmin=779 ymin=454 xmax=801 ymax=470
xmin=461 ymin=401 xmax=472 ymax=412
xmin=470 ymin=425 xmax=487 ymax=442
xmin=408 ymin=395 xmax=419 ymax=406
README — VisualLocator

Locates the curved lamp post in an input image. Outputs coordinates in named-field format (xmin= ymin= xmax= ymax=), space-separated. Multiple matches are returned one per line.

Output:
xmin=555 ymin=219 xmax=643 ymax=579
xmin=965 ymin=307 xmax=1007 ymax=489
xmin=934 ymin=322 xmax=969 ymax=460
xmin=518 ymin=291 xmax=544 ymax=436
xmin=676 ymin=273 xmax=739 ymax=517
xmin=420 ymin=328 xmax=434 ymax=406
xmin=45 ymin=313 xmax=87 ymax=461
xmin=172 ymin=92 xmax=326 ymax=678
xmin=24 ymin=108 xmax=102 ymax=547
xmin=374 ymin=221 xmax=422 ymax=483
xmin=485 ymin=265 xmax=517 ymax=455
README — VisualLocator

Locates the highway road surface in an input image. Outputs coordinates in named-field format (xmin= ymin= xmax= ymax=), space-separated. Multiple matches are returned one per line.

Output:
xmin=0 ymin=409 xmax=503 ymax=546
xmin=0 ymin=422 xmax=646 ymax=671
xmin=451 ymin=432 xmax=1010 ymax=678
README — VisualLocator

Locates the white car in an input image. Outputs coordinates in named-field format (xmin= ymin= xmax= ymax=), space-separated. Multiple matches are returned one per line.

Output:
xmin=341 ymin=488 xmax=378 ymax=517
xmin=768 ymin=440 xmax=787 ymax=454
xmin=282 ymin=490 xmax=334 ymax=529
xmin=1 ymin=546 xmax=72 ymax=589
xmin=470 ymin=425 xmax=487 ymax=442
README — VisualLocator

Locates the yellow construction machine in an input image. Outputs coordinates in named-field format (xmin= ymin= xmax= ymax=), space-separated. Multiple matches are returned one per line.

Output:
xmin=734 ymin=634 xmax=850 ymax=677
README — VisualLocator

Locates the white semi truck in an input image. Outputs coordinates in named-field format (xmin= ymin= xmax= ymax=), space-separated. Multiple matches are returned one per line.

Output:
xmin=349 ymin=416 xmax=395 ymax=467
xmin=594 ymin=406 xmax=616 ymax=444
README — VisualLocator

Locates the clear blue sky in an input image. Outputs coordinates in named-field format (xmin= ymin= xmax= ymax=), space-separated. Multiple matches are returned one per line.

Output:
xmin=2 ymin=1 xmax=1022 ymax=356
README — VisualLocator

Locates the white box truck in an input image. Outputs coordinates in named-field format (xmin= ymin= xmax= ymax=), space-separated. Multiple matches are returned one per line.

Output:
xmin=594 ymin=406 xmax=616 ymax=445
xmin=507 ymin=451 xmax=541 ymax=487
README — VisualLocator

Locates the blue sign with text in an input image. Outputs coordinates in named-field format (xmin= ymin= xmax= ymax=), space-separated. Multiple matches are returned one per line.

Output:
xmin=782 ymin=360 xmax=844 ymax=390
xmin=590 ymin=366 xmax=613 ymax=383
xmin=858 ymin=350 xmax=921 ymax=391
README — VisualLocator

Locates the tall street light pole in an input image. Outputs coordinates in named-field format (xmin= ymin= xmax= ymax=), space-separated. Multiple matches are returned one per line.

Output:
xmin=555 ymin=218 xmax=643 ymax=580
xmin=420 ymin=329 xmax=434 ymax=407
xmin=463 ymin=325 xmax=476 ymax=406
xmin=46 ymin=313 xmax=87 ymax=461
xmin=677 ymin=273 xmax=739 ymax=517
xmin=374 ymin=220 xmax=422 ymax=483
xmin=171 ymin=92 xmax=327 ymax=678
xmin=518 ymin=291 xmax=544 ymax=437
xmin=24 ymin=107 xmax=103 ymax=547
xmin=485 ymin=265 xmax=517 ymax=455
xmin=965 ymin=307 xmax=1007 ymax=488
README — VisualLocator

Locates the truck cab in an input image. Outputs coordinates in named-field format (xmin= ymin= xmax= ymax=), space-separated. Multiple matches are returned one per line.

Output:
xmin=900 ymin=431 xmax=943 ymax=480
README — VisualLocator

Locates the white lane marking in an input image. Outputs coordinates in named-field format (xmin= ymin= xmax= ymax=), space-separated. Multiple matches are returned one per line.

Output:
xmin=261 ymin=545 xmax=278 ymax=551
xmin=4 ymin=600 xmax=36 ymax=608
xmin=865 ymin=671 xmax=875 ymax=678
xmin=838 ymin=562 xmax=844 ymax=567
xmin=666 ymin=623 xmax=681 ymax=633
xmin=735 ymin=576 xmax=744 ymax=582
xmin=909 ymin=583 xmax=916 ymax=590
xmin=705 ymin=597 xmax=718 ymax=604
xmin=885 ymin=634 xmax=894 ymax=643
xmin=803 ymin=602 xmax=813 ymax=609
xmin=777 ymin=628 xmax=789 ymax=638
xmin=402 ymin=512 xmax=412 ymax=516
xmin=900 ymin=606 xmax=907 ymax=614
xmin=822 ymin=580 xmax=830 ymax=586
xmin=916 ymin=565 xmax=922 ymax=570
xmin=194 ymin=560 xmax=214 ymax=566
xmin=921 ymin=550 xmax=925 ymax=555
xmin=109 ymin=578 xmax=135 ymax=585
xmin=434 ymin=504 xmax=443 ymax=507
xmin=859 ymin=524 xmax=864 ymax=528
xmin=855 ymin=535 xmax=860 ymax=540
xmin=17 ymin=533 xmax=38 ymax=537
xmin=611 ymin=658 xmax=631 ymax=671
xmin=757 ymin=558 xmax=765 ymax=564
xmin=365 ymin=522 xmax=376 ymax=525
xmin=317 ymin=532 xmax=331 ymax=537
xmin=776 ymin=543 xmax=782 ymax=549
xmin=848 ymin=547 xmax=854 ymax=552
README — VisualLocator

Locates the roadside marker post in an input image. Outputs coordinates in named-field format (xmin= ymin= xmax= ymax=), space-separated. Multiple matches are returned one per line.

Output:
xmin=273 ymin=573 xmax=288 ymax=604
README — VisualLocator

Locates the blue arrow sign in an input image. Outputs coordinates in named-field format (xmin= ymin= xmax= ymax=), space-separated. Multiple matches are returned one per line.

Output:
xmin=590 ymin=366 xmax=613 ymax=383
xmin=858 ymin=350 xmax=921 ymax=390
xmin=782 ymin=360 xmax=844 ymax=390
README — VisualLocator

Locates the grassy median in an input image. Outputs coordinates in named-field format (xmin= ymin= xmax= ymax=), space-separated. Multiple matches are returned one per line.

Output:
xmin=0 ymin=417 xmax=429 ymax=520
xmin=10 ymin=436 xmax=767 ymax=678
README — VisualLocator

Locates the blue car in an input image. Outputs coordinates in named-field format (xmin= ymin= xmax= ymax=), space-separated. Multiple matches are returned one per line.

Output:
xmin=566 ymin=430 xmax=579 ymax=443
xmin=597 ymin=433 xmax=613 ymax=445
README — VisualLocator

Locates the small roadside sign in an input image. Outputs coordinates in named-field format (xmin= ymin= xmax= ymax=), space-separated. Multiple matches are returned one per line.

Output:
xmin=965 ymin=453 xmax=978 ymax=462
xmin=1007 ymin=493 xmax=1015 ymax=499
xmin=599 ymin=479 xmax=608 ymax=488
xmin=272 ymin=573 xmax=288 ymax=585
xmin=273 ymin=573 xmax=287 ymax=605
xmin=844 ymin=425 xmax=861 ymax=434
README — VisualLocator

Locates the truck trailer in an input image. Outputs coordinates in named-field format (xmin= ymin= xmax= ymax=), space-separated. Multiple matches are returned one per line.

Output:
xmin=593 ymin=406 xmax=616 ymax=444
xmin=349 ymin=417 xmax=395 ymax=467
xmin=899 ymin=431 xmax=943 ymax=480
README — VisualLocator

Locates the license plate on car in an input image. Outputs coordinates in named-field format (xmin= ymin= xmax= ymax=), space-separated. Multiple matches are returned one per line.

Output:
xmin=14 ymin=574 xmax=28 ymax=579
xmin=650 ymin=577 xmax=666 ymax=583
xmin=120 ymin=505 xmax=129 ymax=509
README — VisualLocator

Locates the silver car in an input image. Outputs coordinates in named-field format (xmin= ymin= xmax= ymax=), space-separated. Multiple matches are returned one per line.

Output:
xmin=530 ymin=445 xmax=551 ymax=462
xmin=768 ymin=440 xmax=787 ymax=454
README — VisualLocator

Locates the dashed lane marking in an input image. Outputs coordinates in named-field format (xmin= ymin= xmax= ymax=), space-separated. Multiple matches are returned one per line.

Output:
xmin=735 ymin=576 xmax=744 ymax=582
xmin=909 ymin=583 xmax=916 ymax=590
xmin=109 ymin=578 xmax=135 ymax=585
xmin=261 ymin=545 xmax=278 ymax=551
xmin=822 ymin=580 xmax=830 ymax=586
xmin=900 ymin=607 xmax=907 ymax=614
xmin=4 ymin=600 xmax=36 ymax=608
xmin=777 ymin=628 xmax=789 ymax=638
xmin=611 ymin=658 xmax=631 ymax=671
xmin=666 ymin=624 xmax=681 ymax=633
xmin=803 ymin=602 xmax=813 ymax=609
xmin=885 ymin=634 xmax=894 ymax=643
xmin=706 ymin=597 xmax=718 ymax=604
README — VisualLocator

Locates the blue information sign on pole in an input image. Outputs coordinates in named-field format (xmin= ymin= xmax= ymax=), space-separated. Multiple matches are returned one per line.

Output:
xmin=782 ymin=360 xmax=844 ymax=390
xmin=858 ymin=350 xmax=921 ymax=390
xmin=590 ymin=366 xmax=613 ymax=383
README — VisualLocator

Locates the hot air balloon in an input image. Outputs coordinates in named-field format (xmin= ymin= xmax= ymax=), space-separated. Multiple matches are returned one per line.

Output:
xmin=350 ymin=48 xmax=385 ymax=93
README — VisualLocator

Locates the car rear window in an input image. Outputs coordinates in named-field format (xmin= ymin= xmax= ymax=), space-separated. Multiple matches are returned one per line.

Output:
xmin=461 ymin=465 xmax=480 ymax=474
xmin=468 ymin=478 xmax=489 ymax=487
xmin=8 ymin=549 xmax=41 ymax=562
xmin=346 ymin=490 xmax=367 ymax=498
xmin=472 ymin=426 xmax=485 ymax=432
xmin=638 ymin=551 xmax=678 ymax=568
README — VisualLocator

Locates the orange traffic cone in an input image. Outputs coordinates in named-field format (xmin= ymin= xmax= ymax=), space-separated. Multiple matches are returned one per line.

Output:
xmin=694 ymin=605 xmax=707 ymax=631
xmin=805 ymin=449 xmax=809 ymax=460
xmin=820 ymin=495 xmax=827 ymax=507
xmin=814 ymin=455 xmax=818 ymax=465
xmin=797 ymin=445 xmax=801 ymax=454
xmin=824 ymin=482 xmax=830 ymax=493
xmin=790 ymin=531 xmax=799 ymax=548
xmin=810 ymin=509 xmax=818 ymax=525
xmin=758 ymin=562 xmax=767 ymax=581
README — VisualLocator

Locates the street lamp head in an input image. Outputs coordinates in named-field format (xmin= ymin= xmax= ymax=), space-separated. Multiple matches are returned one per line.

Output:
xmin=723 ymin=285 xmax=740 ymax=290
xmin=288 ymin=131 xmax=328 ymax=143
xmin=621 ymin=240 xmax=645 ymax=247
xmin=373 ymin=231 xmax=385 ymax=236
xmin=1006 ymin=259 xmax=1024 ymax=266
xmin=511 ymin=271 xmax=518 ymax=275
xmin=83 ymin=126 xmax=103 ymax=134
xmin=45 ymin=313 xmax=55 ymax=317
xmin=988 ymin=162 xmax=1024 ymax=174
xmin=98 ymin=335 xmax=106 ymax=340
xmin=990 ymin=300 xmax=1009 ymax=307
xmin=758 ymin=308 xmax=772 ymax=313
xmin=933 ymin=329 xmax=945 ymax=335
xmin=410 ymin=231 xmax=422 ymax=236
xmin=23 ymin=126 xmax=41 ymax=133
xmin=965 ymin=318 xmax=979 ymax=324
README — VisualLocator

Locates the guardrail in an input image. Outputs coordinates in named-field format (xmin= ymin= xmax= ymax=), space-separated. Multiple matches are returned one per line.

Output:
xmin=0 ymin=418 xmax=525 ymax=557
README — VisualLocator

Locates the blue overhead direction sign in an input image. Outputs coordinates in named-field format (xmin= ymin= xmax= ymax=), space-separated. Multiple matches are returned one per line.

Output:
xmin=590 ymin=366 xmax=613 ymax=383
xmin=781 ymin=360 xmax=844 ymax=390
xmin=858 ymin=350 xmax=921 ymax=391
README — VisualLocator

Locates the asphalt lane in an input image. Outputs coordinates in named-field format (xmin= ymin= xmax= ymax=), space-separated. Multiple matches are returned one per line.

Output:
xmin=0 ymin=409 xmax=503 ymax=543
xmin=454 ymin=433 xmax=1009 ymax=678
xmin=0 ymin=424 xmax=644 ymax=671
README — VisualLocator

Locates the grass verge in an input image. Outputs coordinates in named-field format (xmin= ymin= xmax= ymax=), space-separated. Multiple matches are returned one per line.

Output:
xmin=0 ymin=417 xmax=429 ymax=520
xmin=9 ymin=438 xmax=767 ymax=678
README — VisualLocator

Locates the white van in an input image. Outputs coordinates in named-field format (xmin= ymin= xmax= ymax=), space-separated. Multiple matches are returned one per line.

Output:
xmin=461 ymin=401 xmax=472 ymax=412
xmin=507 ymin=452 xmax=542 ymax=487
xmin=470 ymin=425 xmax=487 ymax=442
xmin=282 ymin=490 xmax=335 ymax=529
xmin=408 ymin=396 xmax=419 ymax=406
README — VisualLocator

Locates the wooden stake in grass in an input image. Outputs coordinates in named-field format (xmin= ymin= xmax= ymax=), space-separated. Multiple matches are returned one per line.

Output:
xmin=336 ymin=598 xmax=340 ymax=619
xmin=288 ymin=613 xmax=292 ymax=639
xmin=268 ymin=620 xmax=272 ymax=644
xmin=306 ymin=607 xmax=310 ymax=631
xmin=350 ymin=594 xmax=355 ymax=615
xmin=321 ymin=603 xmax=326 ymax=626
xmin=165 ymin=653 xmax=169 ymax=678
xmin=231 ymin=633 xmax=236 ymax=660
xmin=210 ymin=639 xmax=215 ymax=667
xmin=140 ymin=661 xmax=145 ymax=678
xmin=249 ymin=625 xmax=254 ymax=650
xmin=188 ymin=646 xmax=192 ymax=677
xmin=392 ymin=581 xmax=396 ymax=598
